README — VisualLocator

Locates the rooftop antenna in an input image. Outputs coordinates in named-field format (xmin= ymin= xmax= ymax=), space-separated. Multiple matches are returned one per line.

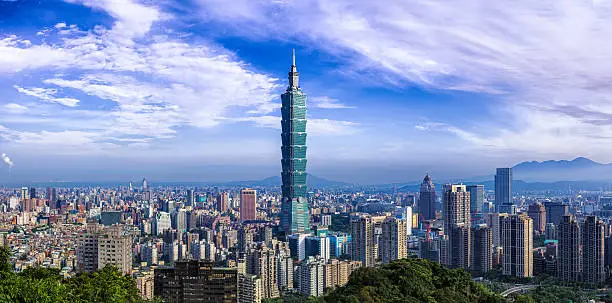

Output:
xmin=292 ymin=48 xmax=295 ymax=66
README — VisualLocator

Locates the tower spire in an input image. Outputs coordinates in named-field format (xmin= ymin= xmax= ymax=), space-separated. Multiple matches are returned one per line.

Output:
xmin=288 ymin=49 xmax=299 ymax=89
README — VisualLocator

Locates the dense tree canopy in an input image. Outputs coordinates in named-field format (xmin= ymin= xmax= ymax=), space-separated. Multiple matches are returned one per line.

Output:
xmin=0 ymin=245 xmax=153 ymax=303
xmin=324 ymin=258 xmax=503 ymax=303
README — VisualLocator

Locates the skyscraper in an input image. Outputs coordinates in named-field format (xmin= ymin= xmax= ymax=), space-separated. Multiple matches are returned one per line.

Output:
xmin=527 ymin=202 xmax=546 ymax=234
xmin=495 ymin=168 xmax=513 ymax=213
xmin=142 ymin=178 xmax=148 ymax=190
xmin=443 ymin=184 xmax=471 ymax=269
xmin=217 ymin=192 xmax=228 ymax=213
xmin=350 ymin=215 xmax=375 ymax=267
xmin=558 ymin=215 xmax=581 ymax=282
xmin=419 ymin=174 xmax=436 ymax=220
xmin=582 ymin=216 xmax=605 ymax=285
xmin=466 ymin=185 xmax=484 ymax=215
xmin=247 ymin=245 xmax=279 ymax=299
xmin=240 ymin=189 xmax=257 ymax=222
xmin=280 ymin=50 xmax=310 ymax=235
xmin=472 ymin=225 xmax=493 ymax=274
xmin=501 ymin=213 xmax=533 ymax=278
xmin=380 ymin=218 xmax=407 ymax=264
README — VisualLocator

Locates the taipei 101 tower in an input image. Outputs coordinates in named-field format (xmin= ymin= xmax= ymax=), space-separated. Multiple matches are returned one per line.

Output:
xmin=280 ymin=50 xmax=310 ymax=235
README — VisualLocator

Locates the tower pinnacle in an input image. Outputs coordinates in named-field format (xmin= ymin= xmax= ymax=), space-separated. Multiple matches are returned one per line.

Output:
xmin=288 ymin=49 xmax=299 ymax=89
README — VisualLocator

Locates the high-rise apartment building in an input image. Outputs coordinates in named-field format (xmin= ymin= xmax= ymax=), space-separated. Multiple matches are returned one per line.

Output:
xmin=298 ymin=256 xmax=325 ymax=297
xmin=501 ymin=213 xmax=533 ymax=277
xmin=240 ymin=189 xmax=257 ymax=222
xmin=443 ymin=184 xmax=471 ymax=269
xmin=77 ymin=225 xmax=133 ymax=275
xmin=154 ymin=260 xmax=238 ymax=303
xmin=418 ymin=174 xmax=436 ymax=220
xmin=323 ymin=259 xmax=361 ymax=291
xmin=485 ymin=213 xmax=508 ymax=248
xmin=238 ymin=274 xmax=262 ymax=303
xmin=277 ymin=252 xmax=294 ymax=291
xmin=350 ymin=215 xmax=374 ymax=267
xmin=186 ymin=189 xmax=195 ymax=206
xmin=558 ymin=215 xmax=581 ymax=282
xmin=247 ymin=245 xmax=279 ymax=299
xmin=280 ymin=50 xmax=310 ymax=235
xmin=380 ymin=218 xmax=407 ymax=264
xmin=466 ymin=185 xmax=484 ymax=215
xmin=527 ymin=202 xmax=546 ymax=234
xmin=495 ymin=168 xmax=513 ymax=213
xmin=582 ymin=216 xmax=605 ymax=285
xmin=471 ymin=225 xmax=492 ymax=274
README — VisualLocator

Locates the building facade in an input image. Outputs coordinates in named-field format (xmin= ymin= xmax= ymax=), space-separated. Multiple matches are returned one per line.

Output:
xmin=527 ymin=202 xmax=546 ymax=234
xmin=558 ymin=215 xmax=581 ymax=282
xmin=501 ymin=213 xmax=533 ymax=277
xmin=154 ymin=260 xmax=238 ymax=303
xmin=443 ymin=184 xmax=471 ymax=269
xmin=418 ymin=174 xmax=436 ymax=220
xmin=495 ymin=168 xmax=513 ymax=213
xmin=380 ymin=218 xmax=407 ymax=264
xmin=582 ymin=216 xmax=605 ymax=285
xmin=240 ymin=189 xmax=257 ymax=222
xmin=350 ymin=215 xmax=374 ymax=267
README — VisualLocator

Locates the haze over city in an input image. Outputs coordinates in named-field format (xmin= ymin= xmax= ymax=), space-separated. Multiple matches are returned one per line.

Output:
xmin=2 ymin=0 xmax=612 ymax=183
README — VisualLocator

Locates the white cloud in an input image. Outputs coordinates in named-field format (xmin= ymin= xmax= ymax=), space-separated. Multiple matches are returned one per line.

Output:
xmin=195 ymin=0 xmax=612 ymax=160
xmin=4 ymin=103 xmax=28 ymax=112
xmin=55 ymin=22 xmax=67 ymax=29
xmin=310 ymin=96 xmax=354 ymax=109
xmin=14 ymin=85 xmax=80 ymax=107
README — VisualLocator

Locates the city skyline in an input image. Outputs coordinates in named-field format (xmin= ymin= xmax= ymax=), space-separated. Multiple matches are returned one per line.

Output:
xmin=2 ymin=1 xmax=612 ymax=183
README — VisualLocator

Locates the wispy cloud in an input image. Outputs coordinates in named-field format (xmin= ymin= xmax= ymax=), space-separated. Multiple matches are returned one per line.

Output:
xmin=14 ymin=85 xmax=80 ymax=107
xmin=310 ymin=96 xmax=354 ymax=109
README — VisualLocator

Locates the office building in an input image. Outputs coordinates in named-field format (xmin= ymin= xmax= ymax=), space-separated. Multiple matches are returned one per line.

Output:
xmin=495 ymin=168 xmax=513 ymax=213
xmin=305 ymin=236 xmax=331 ymax=263
xmin=154 ymin=260 xmax=237 ymax=303
xmin=471 ymin=225 xmax=492 ymax=274
xmin=186 ymin=189 xmax=195 ymax=206
xmin=238 ymin=274 xmax=262 ymax=303
xmin=527 ymin=203 xmax=546 ymax=234
xmin=443 ymin=184 xmax=471 ymax=269
xmin=20 ymin=187 xmax=28 ymax=200
xmin=545 ymin=202 xmax=569 ymax=227
xmin=240 ymin=189 xmax=257 ymax=222
xmin=558 ymin=215 xmax=581 ymax=282
xmin=217 ymin=192 xmax=228 ymax=213
xmin=582 ymin=216 xmax=605 ymax=285
xmin=280 ymin=50 xmax=310 ymax=235
xmin=418 ymin=174 xmax=436 ymax=220
xmin=501 ymin=213 xmax=533 ymax=277
xmin=466 ymin=185 xmax=484 ymax=215
xmin=351 ymin=215 xmax=375 ymax=267
xmin=380 ymin=218 xmax=407 ymax=264
xmin=298 ymin=256 xmax=325 ymax=297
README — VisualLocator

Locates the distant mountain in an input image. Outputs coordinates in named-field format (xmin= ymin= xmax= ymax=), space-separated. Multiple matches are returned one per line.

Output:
xmin=512 ymin=157 xmax=612 ymax=182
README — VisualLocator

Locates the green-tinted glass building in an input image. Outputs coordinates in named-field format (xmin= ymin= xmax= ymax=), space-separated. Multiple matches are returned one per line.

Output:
xmin=280 ymin=50 xmax=310 ymax=235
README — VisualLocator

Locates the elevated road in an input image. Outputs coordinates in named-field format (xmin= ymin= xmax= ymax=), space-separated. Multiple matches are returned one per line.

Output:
xmin=500 ymin=285 xmax=538 ymax=297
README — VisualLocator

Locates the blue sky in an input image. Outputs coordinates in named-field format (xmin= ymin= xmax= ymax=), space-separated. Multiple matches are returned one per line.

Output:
xmin=1 ymin=0 xmax=612 ymax=184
